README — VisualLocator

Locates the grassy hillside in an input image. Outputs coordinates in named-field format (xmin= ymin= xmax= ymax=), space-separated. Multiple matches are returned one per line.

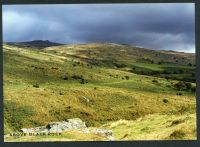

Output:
xmin=103 ymin=113 xmax=196 ymax=140
xmin=3 ymin=43 xmax=196 ymax=141
xmin=5 ymin=113 xmax=196 ymax=142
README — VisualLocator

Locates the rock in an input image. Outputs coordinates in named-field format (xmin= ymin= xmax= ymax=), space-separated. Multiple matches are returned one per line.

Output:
xmin=81 ymin=128 xmax=90 ymax=133
xmin=46 ymin=118 xmax=86 ymax=133
xmin=81 ymin=128 xmax=113 ymax=139
xmin=12 ymin=118 xmax=113 ymax=140
xmin=82 ymin=96 xmax=90 ymax=103
xmin=20 ymin=118 xmax=86 ymax=134
xmin=90 ymin=129 xmax=113 ymax=137
xmin=47 ymin=121 xmax=71 ymax=133
xmin=67 ymin=118 xmax=86 ymax=129
xmin=20 ymin=126 xmax=48 ymax=133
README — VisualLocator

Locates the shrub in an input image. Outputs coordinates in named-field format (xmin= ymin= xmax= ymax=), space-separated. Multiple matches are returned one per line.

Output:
xmin=63 ymin=75 xmax=68 ymax=80
xmin=191 ymin=86 xmax=196 ymax=92
xmin=191 ymin=73 xmax=195 ymax=77
xmin=152 ymin=79 xmax=158 ymax=83
xmin=174 ymin=82 xmax=194 ymax=91
xmin=173 ymin=71 xmax=178 ymax=74
xmin=71 ymin=75 xmax=83 ymax=80
xmin=179 ymin=69 xmax=184 ymax=74
xmin=169 ymin=130 xmax=186 ymax=139
xmin=174 ymin=81 xmax=186 ymax=91
xmin=162 ymin=70 xmax=171 ymax=74
xmin=80 ymin=79 xmax=88 ymax=84
xmin=170 ymin=119 xmax=183 ymax=127
xmin=59 ymin=92 xmax=64 ymax=95
xmin=177 ymin=92 xmax=183 ymax=96
xmin=165 ymin=76 xmax=170 ymax=81
xmin=185 ymin=82 xmax=193 ymax=90
xmin=51 ymin=67 xmax=59 ymax=70
xmin=163 ymin=99 xmax=169 ymax=103
xmin=151 ymin=71 xmax=160 ymax=75
xmin=166 ymin=85 xmax=171 ymax=88
xmin=114 ymin=63 xmax=126 ymax=68
xmin=33 ymin=84 xmax=39 ymax=88
xmin=124 ymin=76 xmax=129 ymax=80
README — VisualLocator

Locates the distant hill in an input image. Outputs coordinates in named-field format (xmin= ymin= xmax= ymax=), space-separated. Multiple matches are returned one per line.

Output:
xmin=45 ymin=43 xmax=195 ymax=66
xmin=5 ymin=40 xmax=63 ymax=49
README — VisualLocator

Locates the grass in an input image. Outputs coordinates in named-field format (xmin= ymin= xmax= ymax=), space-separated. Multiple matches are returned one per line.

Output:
xmin=4 ymin=130 xmax=108 ymax=142
xmin=101 ymin=113 xmax=196 ymax=140
xmin=3 ymin=43 xmax=196 ymax=141
xmin=4 ymin=101 xmax=36 ymax=133
xmin=4 ymin=113 xmax=196 ymax=141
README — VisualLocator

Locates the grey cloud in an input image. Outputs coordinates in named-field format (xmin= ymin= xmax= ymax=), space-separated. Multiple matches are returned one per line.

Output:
xmin=3 ymin=3 xmax=195 ymax=52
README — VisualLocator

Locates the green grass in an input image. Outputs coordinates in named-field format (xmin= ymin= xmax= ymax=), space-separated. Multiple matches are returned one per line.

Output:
xmin=102 ymin=113 xmax=196 ymax=140
xmin=4 ymin=113 xmax=196 ymax=141
xmin=4 ymin=101 xmax=36 ymax=134
xmin=4 ymin=130 xmax=108 ymax=142
xmin=3 ymin=43 xmax=196 ymax=141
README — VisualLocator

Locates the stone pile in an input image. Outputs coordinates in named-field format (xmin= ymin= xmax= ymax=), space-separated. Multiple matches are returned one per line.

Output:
xmin=20 ymin=118 xmax=86 ymax=134
xmin=18 ymin=118 xmax=113 ymax=139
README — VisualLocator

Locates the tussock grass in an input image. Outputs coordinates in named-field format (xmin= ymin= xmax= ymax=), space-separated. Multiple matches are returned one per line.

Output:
xmin=103 ymin=113 xmax=196 ymax=140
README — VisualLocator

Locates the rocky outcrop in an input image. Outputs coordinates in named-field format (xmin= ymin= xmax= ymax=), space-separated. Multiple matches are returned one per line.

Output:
xmin=20 ymin=118 xmax=86 ymax=134
xmin=18 ymin=118 xmax=113 ymax=139
xmin=20 ymin=126 xmax=48 ymax=133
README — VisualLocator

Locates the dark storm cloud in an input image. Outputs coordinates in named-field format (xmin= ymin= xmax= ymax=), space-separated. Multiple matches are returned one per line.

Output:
xmin=3 ymin=4 xmax=195 ymax=52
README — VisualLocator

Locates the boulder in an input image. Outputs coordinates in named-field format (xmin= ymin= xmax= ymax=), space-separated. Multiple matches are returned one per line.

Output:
xmin=67 ymin=118 xmax=86 ymax=129
xmin=20 ymin=126 xmax=47 ymax=133
xmin=47 ymin=121 xmax=72 ymax=133
xmin=46 ymin=118 xmax=86 ymax=133
xmin=90 ymin=129 xmax=113 ymax=137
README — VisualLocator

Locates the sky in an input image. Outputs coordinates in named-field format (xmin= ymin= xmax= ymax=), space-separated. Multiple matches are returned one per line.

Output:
xmin=3 ymin=4 xmax=195 ymax=53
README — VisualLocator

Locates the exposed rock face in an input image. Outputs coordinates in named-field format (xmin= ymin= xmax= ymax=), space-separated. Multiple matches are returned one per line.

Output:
xmin=19 ymin=118 xmax=113 ymax=139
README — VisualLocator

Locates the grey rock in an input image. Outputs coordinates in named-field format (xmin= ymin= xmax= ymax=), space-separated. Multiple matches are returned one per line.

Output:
xmin=47 ymin=121 xmax=72 ymax=133
xmin=90 ymin=129 xmax=113 ymax=137
xmin=46 ymin=118 xmax=86 ymax=133
xmin=67 ymin=118 xmax=86 ymax=129
xmin=14 ymin=118 xmax=113 ymax=140
xmin=20 ymin=126 xmax=48 ymax=133
xmin=81 ymin=128 xmax=90 ymax=133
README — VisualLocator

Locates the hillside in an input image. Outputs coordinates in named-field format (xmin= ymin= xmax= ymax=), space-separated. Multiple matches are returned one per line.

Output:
xmin=6 ymin=40 xmax=63 ymax=49
xmin=3 ymin=42 xmax=196 ymax=141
